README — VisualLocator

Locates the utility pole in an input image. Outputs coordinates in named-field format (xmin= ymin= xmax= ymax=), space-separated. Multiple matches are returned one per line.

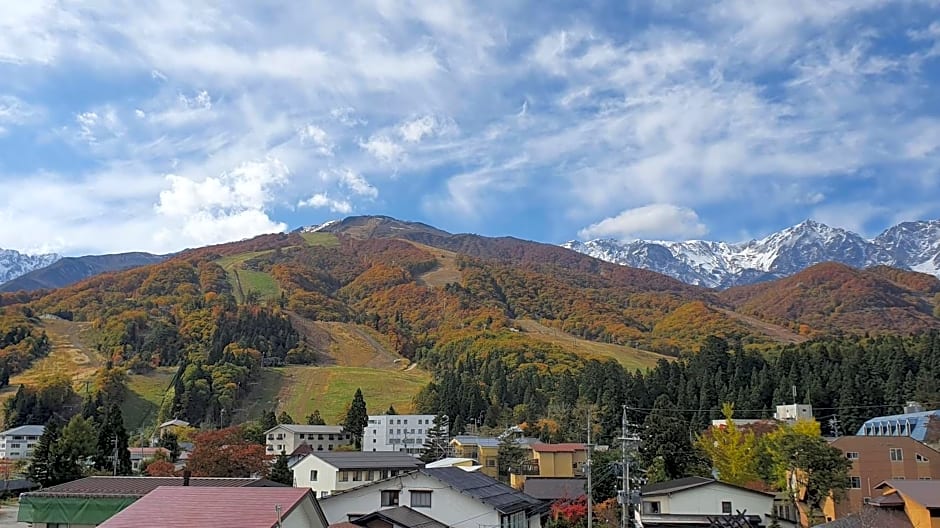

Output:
xmin=620 ymin=406 xmax=640 ymax=528
xmin=113 ymin=435 xmax=118 ymax=476
xmin=587 ymin=408 xmax=593 ymax=528
xmin=829 ymin=416 xmax=842 ymax=438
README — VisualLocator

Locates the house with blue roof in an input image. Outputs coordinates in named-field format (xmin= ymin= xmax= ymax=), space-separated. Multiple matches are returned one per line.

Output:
xmin=856 ymin=406 xmax=940 ymax=448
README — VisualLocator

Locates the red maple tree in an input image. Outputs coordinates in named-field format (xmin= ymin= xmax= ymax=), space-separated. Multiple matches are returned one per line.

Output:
xmin=186 ymin=426 xmax=269 ymax=478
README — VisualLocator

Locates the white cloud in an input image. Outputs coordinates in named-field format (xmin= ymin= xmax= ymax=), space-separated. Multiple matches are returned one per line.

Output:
xmin=298 ymin=193 xmax=352 ymax=213
xmin=298 ymin=125 xmax=334 ymax=156
xmin=75 ymin=108 xmax=122 ymax=143
xmin=578 ymin=204 xmax=709 ymax=241
xmin=0 ymin=95 xmax=37 ymax=134
xmin=398 ymin=115 xmax=456 ymax=143
xmin=330 ymin=107 xmax=366 ymax=127
xmin=360 ymin=135 xmax=405 ymax=164
xmin=154 ymin=158 xmax=289 ymax=246
xmin=335 ymin=168 xmax=378 ymax=198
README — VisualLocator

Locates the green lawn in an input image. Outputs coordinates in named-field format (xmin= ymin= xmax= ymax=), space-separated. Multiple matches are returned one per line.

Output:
xmin=121 ymin=367 xmax=176 ymax=438
xmin=241 ymin=365 xmax=430 ymax=424
xmin=300 ymin=232 xmax=340 ymax=247
xmin=213 ymin=251 xmax=279 ymax=303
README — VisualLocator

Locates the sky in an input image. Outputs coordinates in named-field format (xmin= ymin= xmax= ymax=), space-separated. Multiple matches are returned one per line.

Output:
xmin=1 ymin=1 xmax=939 ymax=256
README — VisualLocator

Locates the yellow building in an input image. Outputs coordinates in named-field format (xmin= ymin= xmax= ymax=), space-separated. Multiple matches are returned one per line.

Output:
xmin=870 ymin=479 xmax=940 ymax=528
xmin=449 ymin=436 xmax=505 ymax=478
xmin=510 ymin=443 xmax=588 ymax=489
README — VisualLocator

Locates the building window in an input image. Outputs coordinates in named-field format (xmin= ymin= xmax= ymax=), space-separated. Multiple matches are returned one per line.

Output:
xmin=893 ymin=476 xmax=906 ymax=480
xmin=353 ymin=471 xmax=362 ymax=481
xmin=845 ymin=452 xmax=859 ymax=460
xmin=890 ymin=448 xmax=903 ymax=461
xmin=411 ymin=490 xmax=432 ymax=508
xmin=916 ymin=453 xmax=930 ymax=463
xmin=309 ymin=470 xmax=318 ymax=481
xmin=381 ymin=490 xmax=400 ymax=507
xmin=919 ymin=477 xmax=932 ymax=480
xmin=500 ymin=511 xmax=526 ymax=528
xmin=863 ymin=497 xmax=872 ymax=505
xmin=299 ymin=434 xmax=305 ymax=439
xmin=339 ymin=471 xmax=349 ymax=482
xmin=643 ymin=501 xmax=661 ymax=514
xmin=328 ymin=444 xmax=334 ymax=450
xmin=849 ymin=476 xmax=861 ymax=489
xmin=721 ymin=501 xmax=732 ymax=514
xmin=487 ymin=459 xmax=496 ymax=467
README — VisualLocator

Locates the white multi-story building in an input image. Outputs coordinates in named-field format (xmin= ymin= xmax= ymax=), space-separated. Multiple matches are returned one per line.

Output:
xmin=0 ymin=425 xmax=44 ymax=460
xmin=265 ymin=424 xmax=353 ymax=456
xmin=363 ymin=415 xmax=438 ymax=456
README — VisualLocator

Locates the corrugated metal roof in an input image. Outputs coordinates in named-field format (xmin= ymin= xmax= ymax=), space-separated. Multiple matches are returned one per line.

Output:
xmin=876 ymin=479 xmax=940 ymax=508
xmin=26 ymin=476 xmax=283 ymax=497
xmin=420 ymin=467 xmax=544 ymax=514
xmin=522 ymin=478 xmax=586 ymax=500
xmin=856 ymin=410 xmax=940 ymax=442
xmin=98 ymin=486 xmax=316 ymax=528
xmin=0 ymin=424 xmax=45 ymax=436
xmin=353 ymin=506 xmax=448 ymax=528
xmin=267 ymin=424 xmax=345 ymax=435
xmin=532 ymin=443 xmax=585 ymax=453
xmin=312 ymin=451 xmax=425 ymax=470
xmin=640 ymin=476 xmax=712 ymax=495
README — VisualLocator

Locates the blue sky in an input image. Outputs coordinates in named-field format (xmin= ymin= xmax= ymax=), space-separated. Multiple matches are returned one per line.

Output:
xmin=1 ymin=1 xmax=939 ymax=255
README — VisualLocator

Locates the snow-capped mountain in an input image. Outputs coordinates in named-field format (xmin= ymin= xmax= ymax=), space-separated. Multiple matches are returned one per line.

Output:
xmin=0 ymin=249 xmax=61 ymax=285
xmin=563 ymin=219 xmax=940 ymax=288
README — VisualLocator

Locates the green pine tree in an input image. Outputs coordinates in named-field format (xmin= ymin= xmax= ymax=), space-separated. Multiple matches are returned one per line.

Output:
xmin=28 ymin=419 xmax=61 ymax=487
xmin=639 ymin=395 xmax=708 ymax=481
xmin=386 ymin=405 xmax=398 ymax=415
xmin=261 ymin=409 xmax=278 ymax=431
xmin=270 ymin=451 xmax=293 ymax=485
xmin=343 ymin=388 xmax=368 ymax=449
xmin=277 ymin=411 xmax=295 ymax=425
xmin=306 ymin=410 xmax=326 ymax=425
xmin=420 ymin=414 xmax=450 ymax=463
xmin=94 ymin=404 xmax=132 ymax=475
xmin=159 ymin=431 xmax=181 ymax=462
xmin=496 ymin=434 xmax=526 ymax=480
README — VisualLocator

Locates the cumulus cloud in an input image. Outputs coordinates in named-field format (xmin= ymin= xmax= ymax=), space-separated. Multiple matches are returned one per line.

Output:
xmin=360 ymin=135 xmax=405 ymax=164
xmin=154 ymin=158 xmax=289 ymax=246
xmin=578 ymin=204 xmax=709 ymax=241
xmin=298 ymin=125 xmax=334 ymax=156
xmin=75 ymin=108 xmax=122 ymax=143
xmin=298 ymin=193 xmax=352 ymax=213
xmin=398 ymin=115 xmax=456 ymax=143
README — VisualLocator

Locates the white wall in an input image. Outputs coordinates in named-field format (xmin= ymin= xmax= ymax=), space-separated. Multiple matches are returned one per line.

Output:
xmin=320 ymin=473 xmax=501 ymax=528
xmin=643 ymin=483 xmax=773 ymax=518
xmin=363 ymin=415 xmax=436 ymax=455
xmin=293 ymin=456 xmax=339 ymax=497
xmin=280 ymin=498 xmax=327 ymax=528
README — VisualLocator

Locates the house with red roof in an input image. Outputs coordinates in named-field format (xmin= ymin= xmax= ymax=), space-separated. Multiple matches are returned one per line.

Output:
xmin=98 ymin=486 xmax=328 ymax=528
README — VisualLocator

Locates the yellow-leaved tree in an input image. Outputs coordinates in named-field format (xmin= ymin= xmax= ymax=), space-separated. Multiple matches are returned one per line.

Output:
xmin=696 ymin=403 xmax=760 ymax=487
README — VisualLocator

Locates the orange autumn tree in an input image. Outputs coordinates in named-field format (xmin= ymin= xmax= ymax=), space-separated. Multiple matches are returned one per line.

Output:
xmin=186 ymin=426 xmax=268 ymax=478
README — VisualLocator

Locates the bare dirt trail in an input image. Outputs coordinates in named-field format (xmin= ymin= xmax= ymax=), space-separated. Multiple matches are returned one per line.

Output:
xmin=404 ymin=241 xmax=463 ymax=288
xmin=715 ymin=307 xmax=809 ymax=344
xmin=285 ymin=312 xmax=403 ymax=369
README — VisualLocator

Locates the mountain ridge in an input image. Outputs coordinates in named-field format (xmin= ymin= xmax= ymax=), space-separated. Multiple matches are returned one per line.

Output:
xmin=0 ymin=252 xmax=166 ymax=293
xmin=564 ymin=218 xmax=940 ymax=288
xmin=0 ymin=249 xmax=61 ymax=285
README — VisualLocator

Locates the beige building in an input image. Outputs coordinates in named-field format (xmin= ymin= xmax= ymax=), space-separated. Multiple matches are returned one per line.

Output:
xmin=824 ymin=435 xmax=940 ymax=520
xmin=510 ymin=443 xmax=588 ymax=489
xmin=265 ymin=424 xmax=353 ymax=456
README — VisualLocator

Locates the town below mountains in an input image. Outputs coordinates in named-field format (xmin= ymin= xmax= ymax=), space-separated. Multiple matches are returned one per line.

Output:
xmin=0 ymin=215 xmax=939 ymax=528
xmin=565 ymin=219 xmax=940 ymax=288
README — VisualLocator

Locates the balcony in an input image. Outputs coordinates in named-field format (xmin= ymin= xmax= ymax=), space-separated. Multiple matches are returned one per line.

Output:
xmin=511 ymin=460 xmax=540 ymax=476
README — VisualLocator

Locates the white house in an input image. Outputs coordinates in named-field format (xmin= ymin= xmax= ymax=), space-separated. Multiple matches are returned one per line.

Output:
xmin=265 ymin=424 xmax=352 ymax=456
xmin=292 ymin=451 xmax=424 ymax=498
xmin=0 ymin=425 xmax=44 ymax=460
xmin=320 ymin=467 xmax=547 ymax=528
xmin=637 ymin=477 xmax=781 ymax=528
xmin=364 ymin=414 xmax=437 ymax=456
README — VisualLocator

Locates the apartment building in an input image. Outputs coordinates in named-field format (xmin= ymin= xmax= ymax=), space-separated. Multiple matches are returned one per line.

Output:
xmin=0 ymin=425 xmax=44 ymax=460
xmin=265 ymin=424 xmax=353 ymax=455
xmin=363 ymin=414 xmax=437 ymax=456
xmin=824 ymin=435 xmax=940 ymax=519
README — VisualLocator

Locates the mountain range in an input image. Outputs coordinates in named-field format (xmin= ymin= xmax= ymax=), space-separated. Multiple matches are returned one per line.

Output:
xmin=563 ymin=219 xmax=940 ymax=288
xmin=0 ymin=249 xmax=60 ymax=285
xmin=0 ymin=252 xmax=166 ymax=293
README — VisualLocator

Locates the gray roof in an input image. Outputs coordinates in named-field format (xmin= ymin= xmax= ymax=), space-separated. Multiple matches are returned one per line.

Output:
xmin=312 ymin=451 xmax=425 ymax=470
xmin=641 ymin=476 xmax=776 ymax=498
xmin=523 ymin=478 xmax=586 ymax=500
xmin=352 ymin=506 xmax=447 ymax=528
xmin=23 ymin=476 xmax=285 ymax=498
xmin=267 ymin=424 xmax=345 ymax=435
xmin=812 ymin=510 xmax=913 ymax=528
xmin=421 ymin=467 xmax=546 ymax=514
xmin=876 ymin=479 xmax=940 ymax=508
xmin=0 ymin=425 xmax=45 ymax=437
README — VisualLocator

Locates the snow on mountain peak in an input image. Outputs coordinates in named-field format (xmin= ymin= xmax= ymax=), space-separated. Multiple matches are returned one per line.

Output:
xmin=564 ymin=219 xmax=940 ymax=288
xmin=0 ymin=249 xmax=61 ymax=285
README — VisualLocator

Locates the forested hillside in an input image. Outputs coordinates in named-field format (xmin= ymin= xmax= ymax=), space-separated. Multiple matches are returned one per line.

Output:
xmin=0 ymin=216 xmax=938 ymax=443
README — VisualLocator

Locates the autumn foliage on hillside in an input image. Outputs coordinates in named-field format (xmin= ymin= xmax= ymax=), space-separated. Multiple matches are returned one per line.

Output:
xmin=720 ymin=262 xmax=940 ymax=336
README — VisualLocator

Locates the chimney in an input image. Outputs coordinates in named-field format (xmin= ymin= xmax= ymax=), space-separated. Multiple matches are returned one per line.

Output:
xmin=183 ymin=469 xmax=191 ymax=486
